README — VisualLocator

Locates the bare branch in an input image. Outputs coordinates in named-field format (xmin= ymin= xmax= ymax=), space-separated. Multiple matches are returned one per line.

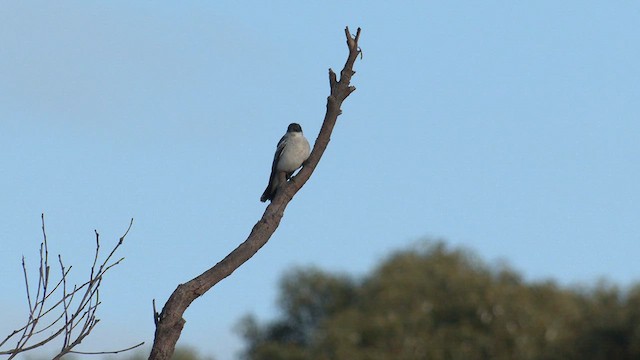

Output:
xmin=70 ymin=341 xmax=145 ymax=355
xmin=148 ymin=26 xmax=362 ymax=360
xmin=58 ymin=254 xmax=71 ymax=350
xmin=0 ymin=216 xmax=143 ymax=358
xmin=21 ymin=257 xmax=33 ymax=313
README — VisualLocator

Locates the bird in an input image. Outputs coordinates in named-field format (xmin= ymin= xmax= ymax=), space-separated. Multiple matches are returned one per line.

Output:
xmin=260 ymin=123 xmax=311 ymax=202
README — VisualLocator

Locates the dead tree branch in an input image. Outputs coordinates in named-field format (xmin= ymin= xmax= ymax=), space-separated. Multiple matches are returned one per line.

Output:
xmin=0 ymin=215 xmax=144 ymax=358
xmin=148 ymin=27 xmax=362 ymax=360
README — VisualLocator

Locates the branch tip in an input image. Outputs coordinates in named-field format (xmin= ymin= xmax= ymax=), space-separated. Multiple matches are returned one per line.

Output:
xmin=344 ymin=26 xmax=362 ymax=50
xmin=119 ymin=218 xmax=134 ymax=244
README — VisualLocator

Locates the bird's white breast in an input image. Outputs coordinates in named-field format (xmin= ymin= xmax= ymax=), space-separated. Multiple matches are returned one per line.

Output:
xmin=277 ymin=133 xmax=310 ymax=172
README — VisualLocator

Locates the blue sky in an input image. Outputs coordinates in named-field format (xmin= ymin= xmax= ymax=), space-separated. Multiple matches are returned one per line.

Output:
xmin=1 ymin=1 xmax=639 ymax=359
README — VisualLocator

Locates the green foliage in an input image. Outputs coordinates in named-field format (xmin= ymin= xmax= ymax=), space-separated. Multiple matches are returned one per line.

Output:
xmin=238 ymin=242 xmax=640 ymax=360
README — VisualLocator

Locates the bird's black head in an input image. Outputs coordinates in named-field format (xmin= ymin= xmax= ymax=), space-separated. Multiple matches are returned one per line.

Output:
xmin=287 ymin=123 xmax=303 ymax=133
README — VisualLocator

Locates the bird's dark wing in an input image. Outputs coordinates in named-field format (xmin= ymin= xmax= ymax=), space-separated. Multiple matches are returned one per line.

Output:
xmin=260 ymin=134 xmax=288 ymax=202
xmin=270 ymin=134 xmax=288 ymax=173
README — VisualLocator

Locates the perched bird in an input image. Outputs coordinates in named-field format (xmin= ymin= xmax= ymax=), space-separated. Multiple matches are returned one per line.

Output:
xmin=260 ymin=123 xmax=311 ymax=202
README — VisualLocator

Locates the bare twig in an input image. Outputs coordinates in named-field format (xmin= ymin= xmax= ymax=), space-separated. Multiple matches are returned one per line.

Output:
xmin=58 ymin=254 xmax=71 ymax=350
xmin=0 ymin=215 xmax=143 ymax=358
xmin=148 ymin=26 xmax=362 ymax=360
xmin=69 ymin=341 xmax=145 ymax=355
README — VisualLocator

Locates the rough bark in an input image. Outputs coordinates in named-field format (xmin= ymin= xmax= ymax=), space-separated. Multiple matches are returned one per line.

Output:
xmin=148 ymin=27 xmax=362 ymax=360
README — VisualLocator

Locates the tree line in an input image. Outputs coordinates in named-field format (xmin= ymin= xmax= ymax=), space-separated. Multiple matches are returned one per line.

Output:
xmin=238 ymin=242 xmax=640 ymax=360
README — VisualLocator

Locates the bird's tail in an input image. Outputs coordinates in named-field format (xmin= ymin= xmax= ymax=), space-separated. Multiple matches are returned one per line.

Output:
xmin=260 ymin=172 xmax=285 ymax=202
xmin=260 ymin=174 xmax=277 ymax=202
xmin=260 ymin=185 xmax=273 ymax=202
